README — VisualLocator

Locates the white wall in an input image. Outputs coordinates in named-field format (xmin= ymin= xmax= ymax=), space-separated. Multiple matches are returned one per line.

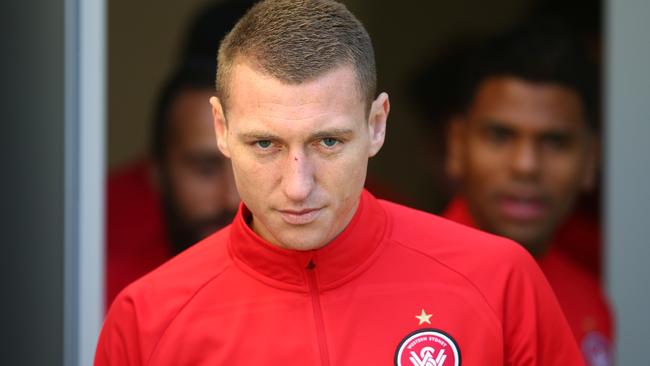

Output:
xmin=605 ymin=0 xmax=650 ymax=363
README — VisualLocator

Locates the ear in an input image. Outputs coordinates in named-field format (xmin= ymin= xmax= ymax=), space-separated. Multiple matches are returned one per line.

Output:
xmin=367 ymin=92 xmax=390 ymax=157
xmin=581 ymin=134 xmax=600 ymax=191
xmin=446 ymin=115 xmax=466 ymax=180
xmin=210 ymin=96 xmax=231 ymax=158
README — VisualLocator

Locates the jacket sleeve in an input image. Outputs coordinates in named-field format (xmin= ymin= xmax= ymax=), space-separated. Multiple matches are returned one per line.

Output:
xmin=94 ymin=295 xmax=143 ymax=366
xmin=502 ymin=245 xmax=586 ymax=366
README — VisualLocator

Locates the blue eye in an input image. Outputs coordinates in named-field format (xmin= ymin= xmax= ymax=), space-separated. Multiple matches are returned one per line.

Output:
xmin=320 ymin=138 xmax=339 ymax=148
xmin=255 ymin=140 xmax=272 ymax=149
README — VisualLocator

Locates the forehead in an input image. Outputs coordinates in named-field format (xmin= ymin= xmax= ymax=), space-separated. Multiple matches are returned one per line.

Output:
xmin=468 ymin=77 xmax=587 ymax=131
xmin=225 ymin=61 xmax=366 ymax=125
xmin=169 ymin=89 xmax=215 ymax=146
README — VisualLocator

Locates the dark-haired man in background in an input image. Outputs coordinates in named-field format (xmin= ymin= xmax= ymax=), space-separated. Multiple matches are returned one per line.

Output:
xmin=105 ymin=1 xmax=253 ymax=308
xmin=443 ymin=20 xmax=613 ymax=365
xmin=106 ymin=68 xmax=239 ymax=307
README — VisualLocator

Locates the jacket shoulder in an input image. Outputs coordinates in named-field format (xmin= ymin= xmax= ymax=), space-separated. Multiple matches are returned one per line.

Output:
xmin=378 ymin=199 xmax=540 ymax=313
xmin=379 ymin=199 xmax=529 ymax=263
xmin=98 ymin=227 xmax=233 ymax=365
xmin=118 ymin=226 xmax=232 ymax=304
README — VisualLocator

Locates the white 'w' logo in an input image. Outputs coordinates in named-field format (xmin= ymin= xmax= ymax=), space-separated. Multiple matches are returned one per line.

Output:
xmin=409 ymin=346 xmax=447 ymax=366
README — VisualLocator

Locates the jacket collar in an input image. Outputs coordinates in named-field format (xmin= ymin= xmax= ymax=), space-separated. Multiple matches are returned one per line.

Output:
xmin=228 ymin=189 xmax=388 ymax=291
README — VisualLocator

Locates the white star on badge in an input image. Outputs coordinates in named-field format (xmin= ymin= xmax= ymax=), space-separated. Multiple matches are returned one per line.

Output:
xmin=415 ymin=309 xmax=432 ymax=325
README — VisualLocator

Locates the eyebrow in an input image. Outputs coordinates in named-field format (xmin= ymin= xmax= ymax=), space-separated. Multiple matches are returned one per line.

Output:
xmin=478 ymin=119 xmax=511 ymax=128
xmin=309 ymin=128 xmax=355 ymax=140
xmin=238 ymin=128 xmax=355 ymax=141
xmin=238 ymin=131 xmax=279 ymax=141
xmin=478 ymin=120 xmax=515 ymax=131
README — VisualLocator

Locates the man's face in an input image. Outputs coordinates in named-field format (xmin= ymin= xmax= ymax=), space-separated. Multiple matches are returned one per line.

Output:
xmin=160 ymin=88 xmax=240 ymax=252
xmin=448 ymin=77 xmax=597 ymax=254
xmin=211 ymin=62 xmax=388 ymax=251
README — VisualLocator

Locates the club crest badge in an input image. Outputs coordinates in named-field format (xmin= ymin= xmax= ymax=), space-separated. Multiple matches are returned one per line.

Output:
xmin=395 ymin=329 xmax=461 ymax=366
xmin=581 ymin=331 xmax=611 ymax=366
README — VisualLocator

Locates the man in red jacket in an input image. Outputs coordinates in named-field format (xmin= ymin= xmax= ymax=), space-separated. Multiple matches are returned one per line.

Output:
xmin=95 ymin=1 xmax=584 ymax=364
xmin=442 ymin=21 xmax=613 ymax=365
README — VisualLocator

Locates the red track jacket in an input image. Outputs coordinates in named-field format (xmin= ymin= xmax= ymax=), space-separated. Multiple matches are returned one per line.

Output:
xmin=96 ymin=190 xmax=584 ymax=365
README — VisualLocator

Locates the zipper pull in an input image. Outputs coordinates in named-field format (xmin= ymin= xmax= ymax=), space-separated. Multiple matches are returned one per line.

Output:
xmin=305 ymin=258 xmax=316 ymax=270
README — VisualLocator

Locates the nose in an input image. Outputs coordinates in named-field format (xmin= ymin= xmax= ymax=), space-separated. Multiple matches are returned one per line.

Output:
xmin=511 ymin=140 xmax=541 ymax=180
xmin=281 ymin=149 xmax=315 ymax=202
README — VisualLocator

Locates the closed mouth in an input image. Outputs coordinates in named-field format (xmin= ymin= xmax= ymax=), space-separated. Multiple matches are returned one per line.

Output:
xmin=496 ymin=194 xmax=548 ymax=222
xmin=277 ymin=208 xmax=322 ymax=225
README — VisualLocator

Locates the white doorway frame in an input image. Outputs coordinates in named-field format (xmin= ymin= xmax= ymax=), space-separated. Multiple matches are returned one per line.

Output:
xmin=64 ymin=0 xmax=105 ymax=365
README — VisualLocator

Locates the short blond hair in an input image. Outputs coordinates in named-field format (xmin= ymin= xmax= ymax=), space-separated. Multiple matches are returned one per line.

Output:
xmin=216 ymin=0 xmax=376 ymax=111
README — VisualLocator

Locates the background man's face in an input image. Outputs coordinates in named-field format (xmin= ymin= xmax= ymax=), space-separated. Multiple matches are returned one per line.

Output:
xmin=161 ymin=88 xmax=240 ymax=252
xmin=448 ymin=77 xmax=597 ymax=254
xmin=212 ymin=62 xmax=387 ymax=251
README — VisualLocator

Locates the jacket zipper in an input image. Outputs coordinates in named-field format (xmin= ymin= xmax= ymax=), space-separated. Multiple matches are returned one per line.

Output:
xmin=305 ymin=259 xmax=331 ymax=366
